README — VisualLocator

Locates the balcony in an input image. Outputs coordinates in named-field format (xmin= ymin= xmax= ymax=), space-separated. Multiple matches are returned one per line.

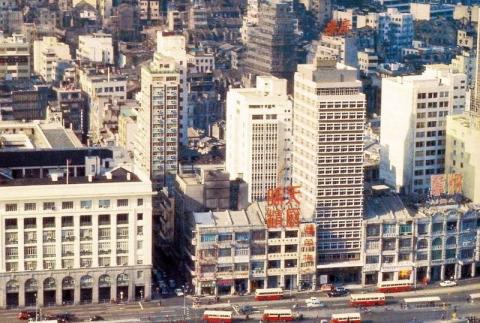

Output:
xmin=251 ymin=269 xmax=265 ymax=277
xmin=99 ymin=249 xmax=111 ymax=255
xmin=62 ymin=251 xmax=74 ymax=257
xmin=62 ymin=236 xmax=75 ymax=242
xmin=80 ymin=250 xmax=92 ymax=256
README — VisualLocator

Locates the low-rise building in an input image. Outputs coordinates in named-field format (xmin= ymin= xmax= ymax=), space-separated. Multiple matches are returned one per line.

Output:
xmin=0 ymin=34 xmax=30 ymax=80
xmin=187 ymin=203 xmax=317 ymax=295
xmin=76 ymin=33 xmax=114 ymax=64
xmin=363 ymin=191 xmax=480 ymax=286
xmin=33 ymin=37 xmax=72 ymax=83
xmin=0 ymin=152 xmax=155 ymax=307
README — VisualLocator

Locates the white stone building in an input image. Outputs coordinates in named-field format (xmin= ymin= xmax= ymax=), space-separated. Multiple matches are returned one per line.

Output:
xmin=226 ymin=76 xmax=293 ymax=202
xmin=0 ymin=163 xmax=154 ymax=308
xmin=380 ymin=65 xmax=467 ymax=196
xmin=33 ymin=37 xmax=72 ymax=83
xmin=76 ymin=33 xmax=114 ymax=64
xmin=292 ymin=59 xmax=366 ymax=283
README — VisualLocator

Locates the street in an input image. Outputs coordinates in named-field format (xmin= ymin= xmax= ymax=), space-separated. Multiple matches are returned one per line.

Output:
xmin=3 ymin=278 xmax=480 ymax=322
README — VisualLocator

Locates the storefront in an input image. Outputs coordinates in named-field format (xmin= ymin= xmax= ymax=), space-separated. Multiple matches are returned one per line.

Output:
xmin=216 ymin=279 xmax=233 ymax=295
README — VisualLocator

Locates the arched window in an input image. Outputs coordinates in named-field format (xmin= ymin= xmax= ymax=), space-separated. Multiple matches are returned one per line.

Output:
xmin=6 ymin=280 xmax=19 ymax=293
xmin=417 ymin=239 xmax=428 ymax=249
xmin=432 ymin=237 xmax=443 ymax=247
xmin=43 ymin=277 xmax=56 ymax=290
xmin=99 ymin=274 xmax=111 ymax=288
xmin=62 ymin=276 xmax=75 ymax=289
xmin=117 ymin=273 xmax=129 ymax=287
xmin=446 ymin=236 xmax=456 ymax=246
xmin=25 ymin=278 xmax=38 ymax=292
xmin=80 ymin=275 xmax=93 ymax=289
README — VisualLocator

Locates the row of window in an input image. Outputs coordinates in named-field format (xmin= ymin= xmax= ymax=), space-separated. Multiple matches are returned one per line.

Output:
xmin=4 ymin=198 xmax=144 ymax=212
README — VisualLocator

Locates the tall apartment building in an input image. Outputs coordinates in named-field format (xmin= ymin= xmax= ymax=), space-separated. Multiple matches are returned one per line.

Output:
xmin=33 ymin=37 xmax=71 ymax=83
xmin=310 ymin=34 xmax=358 ymax=67
xmin=156 ymin=31 xmax=189 ymax=145
xmin=226 ymin=76 xmax=293 ymax=202
xmin=76 ymin=33 xmax=114 ymax=64
xmin=139 ymin=0 xmax=162 ymax=23
xmin=380 ymin=65 xmax=467 ymax=196
xmin=0 ymin=34 xmax=30 ymax=80
xmin=292 ymin=59 xmax=366 ymax=283
xmin=243 ymin=1 xmax=297 ymax=87
xmin=0 ymin=151 xmax=154 ymax=307
xmin=187 ymin=203 xmax=317 ymax=296
xmin=378 ymin=8 xmax=414 ymax=61
xmin=135 ymin=52 xmax=180 ymax=190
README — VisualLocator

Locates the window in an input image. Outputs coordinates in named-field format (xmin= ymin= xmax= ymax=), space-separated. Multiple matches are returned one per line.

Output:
xmin=99 ymin=200 xmax=110 ymax=209
xmin=62 ymin=201 xmax=74 ymax=209
xmin=117 ymin=199 xmax=128 ymax=207
xmin=117 ymin=214 xmax=128 ymax=224
xmin=80 ymin=200 xmax=92 ymax=209
xmin=201 ymin=234 xmax=216 ymax=243
xmin=24 ymin=246 xmax=37 ymax=258
xmin=43 ymin=202 xmax=55 ymax=210
xmin=366 ymin=255 xmax=379 ymax=264
xmin=137 ymin=226 xmax=143 ymax=236
xmin=137 ymin=198 xmax=143 ymax=206
xmin=43 ymin=217 xmax=55 ymax=228
xmin=6 ymin=204 xmax=17 ymax=212
xmin=137 ymin=213 xmax=143 ymax=221
xmin=62 ymin=216 xmax=73 ymax=227
xmin=218 ymin=248 xmax=231 ymax=257
xmin=218 ymin=233 xmax=232 ymax=241
xmin=80 ymin=215 xmax=92 ymax=226
xmin=99 ymin=228 xmax=110 ymax=240
xmin=99 ymin=214 xmax=110 ymax=225
xmin=24 ymin=203 xmax=36 ymax=211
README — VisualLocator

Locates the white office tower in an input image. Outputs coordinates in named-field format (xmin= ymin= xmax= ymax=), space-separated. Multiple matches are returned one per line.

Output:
xmin=135 ymin=52 xmax=180 ymax=190
xmin=156 ymin=31 xmax=189 ymax=145
xmin=292 ymin=59 xmax=365 ymax=281
xmin=226 ymin=76 xmax=293 ymax=202
xmin=380 ymin=65 xmax=467 ymax=196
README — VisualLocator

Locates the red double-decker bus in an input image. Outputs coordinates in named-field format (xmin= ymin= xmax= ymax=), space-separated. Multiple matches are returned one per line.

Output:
xmin=331 ymin=313 xmax=361 ymax=323
xmin=377 ymin=281 xmax=413 ymax=293
xmin=255 ymin=288 xmax=284 ymax=301
xmin=350 ymin=293 xmax=385 ymax=307
xmin=262 ymin=309 xmax=294 ymax=322
xmin=202 ymin=310 xmax=233 ymax=323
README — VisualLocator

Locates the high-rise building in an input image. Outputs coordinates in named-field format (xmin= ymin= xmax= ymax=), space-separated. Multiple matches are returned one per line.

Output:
xmin=300 ymin=0 xmax=331 ymax=28
xmin=135 ymin=52 xmax=180 ymax=190
xmin=380 ymin=65 xmax=467 ymax=196
xmin=292 ymin=58 xmax=366 ymax=282
xmin=243 ymin=1 xmax=297 ymax=87
xmin=156 ymin=31 xmax=189 ymax=145
xmin=226 ymin=76 xmax=292 ymax=202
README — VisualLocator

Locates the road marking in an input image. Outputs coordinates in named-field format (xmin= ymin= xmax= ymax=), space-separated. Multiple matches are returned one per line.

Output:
xmin=138 ymin=302 xmax=144 ymax=310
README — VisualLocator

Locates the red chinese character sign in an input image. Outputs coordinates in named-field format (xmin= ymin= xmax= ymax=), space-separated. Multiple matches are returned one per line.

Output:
xmin=266 ymin=186 xmax=301 ymax=228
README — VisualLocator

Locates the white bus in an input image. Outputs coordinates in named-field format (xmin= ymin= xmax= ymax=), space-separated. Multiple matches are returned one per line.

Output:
xmin=404 ymin=296 xmax=441 ymax=307
xmin=262 ymin=309 xmax=295 ymax=322
xmin=255 ymin=288 xmax=284 ymax=301
xmin=202 ymin=310 xmax=233 ymax=323
xmin=469 ymin=293 xmax=480 ymax=302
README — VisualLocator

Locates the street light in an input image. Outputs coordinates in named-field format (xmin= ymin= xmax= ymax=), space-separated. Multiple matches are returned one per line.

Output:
xmin=140 ymin=290 xmax=143 ymax=301
xmin=182 ymin=285 xmax=186 ymax=320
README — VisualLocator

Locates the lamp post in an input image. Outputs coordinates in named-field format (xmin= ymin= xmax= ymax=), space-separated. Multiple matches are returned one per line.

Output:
xmin=182 ymin=285 xmax=186 ymax=320
xmin=34 ymin=292 xmax=38 ymax=322
xmin=120 ymin=291 xmax=124 ymax=303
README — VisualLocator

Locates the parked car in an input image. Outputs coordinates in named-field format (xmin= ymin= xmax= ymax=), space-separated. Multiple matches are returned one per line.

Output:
xmin=239 ymin=304 xmax=254 ymax=315
xmin=89 ymin=315 xmax=105 ymax=321
xmin=306 ymin=297 xmax=326 ymax=308
xmin=334 ymin=286 xmax=350 ymax=294
xmin=327 ymin=289 xmax=349 ymax=297
xmin=56 ymin=312 xmax=77 ymax=323
xmin=18 ymin=311 xmax=37 ymax=320
xmin=440 ymin=280 xmax=457 ymax=287
xmin=175 ymin=288 xmax=184 ymax=297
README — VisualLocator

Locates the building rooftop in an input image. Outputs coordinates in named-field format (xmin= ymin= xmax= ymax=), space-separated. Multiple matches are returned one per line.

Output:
xmin=193 ymin=201 xmax=268 ymax=228
xmin=0 ymin=167 xmax=140 ymax=187
xmin=365 ymin=193 xmax=413 ymax=221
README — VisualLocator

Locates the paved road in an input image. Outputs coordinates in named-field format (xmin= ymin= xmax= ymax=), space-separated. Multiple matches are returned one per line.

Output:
xmin=3 ymin=277 xmax=480 ymax=322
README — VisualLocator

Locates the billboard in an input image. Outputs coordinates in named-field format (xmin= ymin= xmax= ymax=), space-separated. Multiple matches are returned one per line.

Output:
xmin=430 ymin=174 xmax=446 ymax=197
xmin=447 ymin=173 xmax=463 ymax=195
xmin=266 ymin=186 xmax=301 ymax=228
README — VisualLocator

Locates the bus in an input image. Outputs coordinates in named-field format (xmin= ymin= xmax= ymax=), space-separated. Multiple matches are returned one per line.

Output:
xmin=350 ymin=293 xmax=386 ymax=307
xmin=377 ymin=281 xmax=413 ymax=293
xmin=403 ymin=296 xmax=441 ymax=308
xmin=262 ymin=309 xmax=295 ymax=322
xmin=331 ymin=313 xmax=361 ymax=323
xmin=255 ymin=288 xmax=284 ymax=301
xmin=202 ymin=310 xmax=233 ymax=323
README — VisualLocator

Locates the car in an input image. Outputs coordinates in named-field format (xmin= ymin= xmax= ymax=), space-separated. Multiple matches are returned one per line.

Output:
xmin=175 ymin=288 xmax=184 ymax=297
xmin=239 ymin=304 xmax=254 ymax=315
xmin=440 ymin=280 xmax=457 ymax=287
xmin=305 ymin=297 xmax=326 ymax=308
xmin=334 ymin=286 xmax=350 ymax=294
xmin=89 ymin=315 xmax=105 ymax=321
xmin=18 ymin=311 xmax=37 ymax=320
xmin=327 ymin=289 xmax=349 ymax=297
xmin=56 ymin=312 xmax=77 ymax=323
